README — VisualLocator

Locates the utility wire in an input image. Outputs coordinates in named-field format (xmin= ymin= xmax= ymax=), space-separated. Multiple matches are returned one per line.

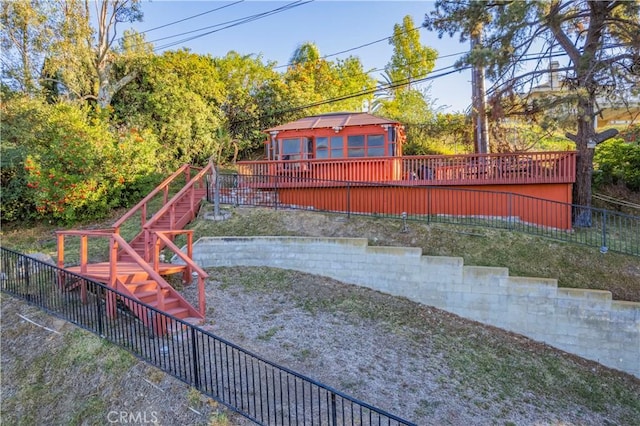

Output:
xmin=121 ymin=0 xmax=245 ymax=40
xmin=154 ymin=1 xmax=313 ymax=52
xmin=232 ymin=64 xmax=472 ymax=126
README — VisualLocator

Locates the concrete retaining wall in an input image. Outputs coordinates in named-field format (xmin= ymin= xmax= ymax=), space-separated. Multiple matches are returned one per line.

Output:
xmin=190 ymin=236 xmax=640 ymax=378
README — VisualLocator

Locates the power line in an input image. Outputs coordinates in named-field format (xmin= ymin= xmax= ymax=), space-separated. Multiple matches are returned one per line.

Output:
xmin=154 ymin=1 xmax=314 ymax=52
xmin=232 ymin=48 xmax=584 ymax=126
xmin=135 ymin=1 xmax=245 ymax=35
xmin=232 ymin=64 xmax=473 ymax=127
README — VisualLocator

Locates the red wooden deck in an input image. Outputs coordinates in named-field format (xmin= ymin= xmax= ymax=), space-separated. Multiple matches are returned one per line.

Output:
xmin=65 ymin=262 xmax=187 ymax=283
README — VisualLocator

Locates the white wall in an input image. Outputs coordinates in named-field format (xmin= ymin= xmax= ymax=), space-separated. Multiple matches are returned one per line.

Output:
xmin=189 ymin=236 xmax=640 ymax=378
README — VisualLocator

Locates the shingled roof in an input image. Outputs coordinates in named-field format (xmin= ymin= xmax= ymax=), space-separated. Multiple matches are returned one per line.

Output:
xmin=265 ymin=112 xmax=400 ymax=133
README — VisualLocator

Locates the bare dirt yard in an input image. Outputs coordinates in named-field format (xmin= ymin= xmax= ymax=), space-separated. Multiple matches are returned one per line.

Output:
xmin=180 ymin=266 xmax=640 ymax=425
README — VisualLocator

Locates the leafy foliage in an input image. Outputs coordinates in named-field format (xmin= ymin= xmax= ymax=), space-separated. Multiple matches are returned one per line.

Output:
xmin=111 ymin=49 xmax=224 ymax=167
xmin=283 ymin=43 xmax=376 ymax=116
xmin=593 ymin=137 xmax=640 ymax=192
xmin=1 ymin=95 xmax=161 ymax=224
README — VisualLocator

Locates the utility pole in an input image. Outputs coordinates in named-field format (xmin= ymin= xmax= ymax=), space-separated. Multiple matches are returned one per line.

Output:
xmin=471 ymin=29 xmax=489 ymax=154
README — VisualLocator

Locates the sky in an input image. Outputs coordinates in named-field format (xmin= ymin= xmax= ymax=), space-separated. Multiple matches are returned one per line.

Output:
xmin=119 ymin=0 xmax=473 ymax=113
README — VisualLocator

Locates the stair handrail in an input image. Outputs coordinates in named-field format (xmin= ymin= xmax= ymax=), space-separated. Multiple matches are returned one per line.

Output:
xmin=137 ymin=162 xmax=213 ymax=261
xmin=142 ymin=162 xmax=213 ymax=232
xmin=113 ymin=163 xmax=192 ymax=233
xmin=56 ymin=229 xmax=201 ymax=320
xmin=153 ymin=230 xmax=208 ymax=316
xmin=109 ymin=233 xmax=201 ymax=318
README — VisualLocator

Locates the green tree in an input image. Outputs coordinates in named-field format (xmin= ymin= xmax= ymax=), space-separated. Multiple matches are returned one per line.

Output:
xmin=386 ymin=15 xmax=438 ymax=92
xmin=1 ymin=94 xmax=160 ymax=223
xmin=111 ymin=49 xmax=224 ymax=167
xmin=424 ymin=0 xmax=640 ymax=226
xmin=0 ymin=0 xmax=55 ymax=94
xmin=375 ymin=16 xmax=439 ymax=151
xmin=284 ymin=42 xmax=376 ymax=116
xmin=214 ymin=51 xmax=292 ymax=158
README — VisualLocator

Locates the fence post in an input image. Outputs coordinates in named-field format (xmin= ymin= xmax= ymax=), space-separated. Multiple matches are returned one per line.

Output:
xmin=191 ymin=327 xmax=201 ymax=389
xmin=274 ymin=175 xmax=279 ymax=210
xmin=24 ymin=257 xmax=31 ymax=300
xmin=427 ymin=187 xmax=431 ymax=224
xmin=600 ymin=210 xmax=608 ymax=254
xmin=96 ymin=286 xmax=104 ymax=337
xmin=214 ymin=164 xmax=220 ymax=217
xmin=347 ymin=182 xmax=351 ymax=219
xmin=330 ymin=392 xmax=337 ymax=426
xmin=508 ymin=193 xmax=513 ymax=230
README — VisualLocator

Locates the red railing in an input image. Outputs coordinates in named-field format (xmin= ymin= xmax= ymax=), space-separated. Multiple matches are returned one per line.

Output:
xmin=152 ymin=230 xmax=208 ymax=316
xmin=236 ymin=151 xmax=576 ymax=187
xmin=56 ymin=230 xmax=205 ymax=321
xmin=137 ymin=162 xmax=212 ymax=261
xmin=113 ymin=163 xmax=195 ymax=235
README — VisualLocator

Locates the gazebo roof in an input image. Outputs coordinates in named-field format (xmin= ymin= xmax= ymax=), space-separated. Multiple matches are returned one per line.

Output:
xmin=265 ymin=112 xmax=400 ymax=133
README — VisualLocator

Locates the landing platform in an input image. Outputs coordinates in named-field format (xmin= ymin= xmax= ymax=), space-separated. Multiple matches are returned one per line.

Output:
xmin=65 ymin=262 xmax=187 ymax=284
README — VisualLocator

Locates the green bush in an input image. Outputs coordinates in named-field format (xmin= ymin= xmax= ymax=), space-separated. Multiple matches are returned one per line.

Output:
xmin=593 ymin=137 xmax=640 ymax=192
xmin=1 ymin=96 xmax=162 ymax=224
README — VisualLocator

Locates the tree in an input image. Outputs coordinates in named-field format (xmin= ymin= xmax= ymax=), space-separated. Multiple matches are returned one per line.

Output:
xmin=424 ymin=0 xmax=640 ymax=226
xmin=284 ymin=42 xmax=376 ymax=116
xmin=93 ymin=0 xmax=143 ymax=108
xmin=214 ymin=51 xmax=292 ymax=157
xmin=374 ymin=16 xmax=438 ymax=150
xmin=0 ymin=0 xmax=55 ymax=94
xmin=387 ymin=15 xmax=438 ymax=93
xmin=111 ymin=49 xmax=225 ymax=167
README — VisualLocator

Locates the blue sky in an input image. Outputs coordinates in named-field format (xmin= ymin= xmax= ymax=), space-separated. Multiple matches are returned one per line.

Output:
xmin=120 ymin=1 xmax=473 ymax=113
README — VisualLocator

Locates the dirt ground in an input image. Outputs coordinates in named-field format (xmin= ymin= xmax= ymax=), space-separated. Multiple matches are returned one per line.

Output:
xmin=179 ymin=266 xmax=640 ymax=426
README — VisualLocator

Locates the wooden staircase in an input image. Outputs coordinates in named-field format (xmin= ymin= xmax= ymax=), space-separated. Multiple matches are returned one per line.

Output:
xmin=57 ymin=163 xmax=212 ymax=333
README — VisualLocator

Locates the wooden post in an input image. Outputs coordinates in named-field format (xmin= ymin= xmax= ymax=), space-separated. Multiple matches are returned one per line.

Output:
xmin=107 ymin=238 xmax=118 ymax=319
xmin=153 ymin=234 xmax=161 ymax=274
xmin=198 ymin=276 xmax=205 ymax=316
xmin=186 ymin=232 xmax=193 ymax=281
xmin=80 ymin=235 xmax=87 ymax=274
xmin=57 ymin=233 xmax=65 ymax=290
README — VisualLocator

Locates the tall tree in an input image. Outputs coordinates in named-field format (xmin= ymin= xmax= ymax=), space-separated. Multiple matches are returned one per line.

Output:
xmin=93 ymin=0 xmax=142 ymax=108
xmin=387 ymin=15 xmax=438 ymax=93
xmin=284 ymin=42 xmax=376 ymax=116
xmin=111 ymin=49 xmax=225 ymax=167
xmin=0 ymin=0 xmax=55 ymax=94
xmin=215 ymin=51 xmax=291 ymax=157
xmin=424 ymin=0 xmax=640 ymax=226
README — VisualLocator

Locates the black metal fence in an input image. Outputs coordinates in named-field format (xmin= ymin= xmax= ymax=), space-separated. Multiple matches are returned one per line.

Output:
xmin=0 ymin=247 xmax=416 ymax=426
xmin=210 ymin=173 xmax=640 ymax=257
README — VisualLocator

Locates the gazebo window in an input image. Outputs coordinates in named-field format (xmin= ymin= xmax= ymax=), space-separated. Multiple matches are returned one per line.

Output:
xmin=316 ymin=137 xmax=329 ymax=159
xmin=281 ymin=137 xmax=311 ymax=160
xmin=330 ymin=136 xmax=343 ymax=158
xmin=347 ymin=135 xmax=365 ymax=157
xmin=367 ymin=134 xmax=385 ymax=156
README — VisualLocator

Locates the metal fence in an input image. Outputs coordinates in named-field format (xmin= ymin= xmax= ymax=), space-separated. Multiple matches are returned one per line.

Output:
xmin=0 ymin=247 xmax=416 ymax=426
xmin=211 ymin=173 xmax=640 ymax=257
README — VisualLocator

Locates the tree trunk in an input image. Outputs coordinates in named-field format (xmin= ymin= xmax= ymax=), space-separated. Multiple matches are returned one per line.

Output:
xmin=572 ymin=97 xmax=596 ymax=227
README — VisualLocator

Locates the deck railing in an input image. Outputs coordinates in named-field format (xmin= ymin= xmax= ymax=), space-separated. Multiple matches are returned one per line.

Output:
xmin=0 ymin=247 xmax=417 ymax=426
xmin=236 ymin=151 xmax=576 ymax=186
xmin=212 ymin=173 xmax=640 ymax=257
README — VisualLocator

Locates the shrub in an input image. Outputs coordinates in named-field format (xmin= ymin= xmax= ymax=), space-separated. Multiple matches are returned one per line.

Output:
xmin=593 ymin=137 xmax=640 ymax=192
xmin=1 ymin=96 xmax=162 ymax=224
